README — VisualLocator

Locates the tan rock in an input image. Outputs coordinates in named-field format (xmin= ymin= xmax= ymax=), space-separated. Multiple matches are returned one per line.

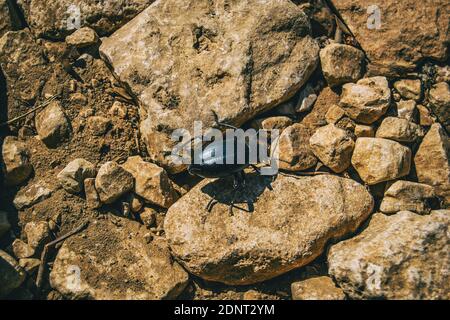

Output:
xmin=12 ymin=239 xmax=35 ymax=259
xmin=24 ymin=221 xmax=51 ymax=249
xmin=165 ymin=174 xmax=373 ymax=285
xmin=13 ymin=182 xmax=53 ymax=210
xmin=35 ymin=100 xmax=71 ymax=148
xmin=122 ymin=156 xmax=179 ymax=208
xmin=354 ymin=124 xmax=374 ymax=138
xmin=375 ymin=117 xmax=422 ymax=142
xmin=414 ymin=124 xmax=450 ymax=206
xmin=328 ymin=211 xmax=450 ymax=299
xmin=277 ymin=123 xmax=317 ymax=171
xmin=252 ymin=116 xmax=293 ymax=131
xmin=416 ymin=104 xmax=435 ymax=126
xmin=95 ymin=161 xmax=134 ymax=204
xmin=325 ymin=105 xmax=345 ymax=125
xmin=333 ymin=1 xmax=449 ymax=77
xmin=101 ymin=0 xmax=319 ymax=173
xmin=57 ymin=159 xmax=96 ymax=194
xmin=291 ymin=276 xmax=346 ymax=300
xmin=65 ymin=27 xmax=99 ymax=48
xmin=0 ymin=0 xmax=12 ymax=38
xmin=428 ymin=82 xmax=450 ymax=132
xmin=0 ymin=250 xmax=26 ymax=298
xmin=339 ymin=76 xmax=391 ymax=124
xmin=295 ymin=84 xmax=317 ymax=113
xmin=84 ymin=178 xmax=101 ymax=209
xmin=394 ymin=79 xmax=422 ymax=101
xmin=19 ymin=258 xmax=40 ymax=274
xmin=1 ymin=136 xmax=32 ymax=186
xmin=309 ymin=124 xmax=355 ymax=173
xmin=351 ymin=138 xmax=411 ymax=185
xmin=140 ymin=207 xmax=156 ymax=227
xmin=49 ymin=217 xmax=189 ymax=299
xmin=397 ymin=100 xmax=418 ymax=122
xmin=380 ymin=180 xmax=436 ymax=214
xmin=320 ymin=43 xmax=365 ymax=87
xmin=86 ymin=116 xmax=111 ymax=136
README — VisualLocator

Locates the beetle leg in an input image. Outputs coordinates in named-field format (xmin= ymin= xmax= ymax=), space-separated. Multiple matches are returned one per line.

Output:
xmin=229 ymin=171 xmax=246 ymax=215
xmin=211 ymin=110 xmax=239 ymax=130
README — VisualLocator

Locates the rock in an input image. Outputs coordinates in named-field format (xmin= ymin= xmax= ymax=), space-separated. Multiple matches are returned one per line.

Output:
xmin=84 ymin=178 xmax=101 ymax=209
xmin=375 ymin=117 xmax=422 ymax=142
xmin=49 ymin=217 xmax=189 ymax=299
xmin=428 ymin=82 xmax=450 ymax=132
xmin=140 ymin=207 xmax=156 ymax=227
xmin=57 ymin=159 xmax=96 ymax=194
xmin=397 ymin=100 xmax=418 ymax=122
xmin=380 ymin=181 xmax=436 ymax=215
xmin=0 ymin=30 xmax=50 ymax=131
xmin=19 ymin=258 xmax=40 ymax=274
xmin=393 ymin=79 xmax=422 ymax=101
xmin=0 ymin=0 xmax=12 ymax=39
xmin=351 ymin=138 xmax=411 ymax=185
xmin=108 ymin=101 xmax=128 ymax=119
xmin=325 ymin=105 xmax=345 ymax=125
xmin=309 ymin=124 xmax=355 ymax=173
xmin=86 ymin=116 xmax=111 ymax=136
xmin=291 ymin=276 xmax=346 ymax=300
xmin=65 ymin=27 xmax=99 ymax=48
xmin=35 ymin=100 xmax=71 ymax=148
xmin=354 ymin=124 xmax=374 ymax=138
xmin=0 ymin=211 xmax=10 ymax=238
xmin=0 ymin=250 xmax=26 ymax=298
xmin=417 ymin=104 xmax=435 ymax=126
xmin=13 ymin=183 xmax=53 ymax=210
xmin=164 ymin=174 xmax=373 ymax=285
xmin=95 ymin=161 xmax=134 ymax=204
xmin=414 ymin=124 xmax=450 ymax=206
xmin=122 ymin=156 xmax=179 ymax=208
xmin=328 ymin=211 xmax=450 ymax=299
xmin=18 ymin=0 xmax=155 ymax=39
xmin=277 ymin=123 xmax=318 ymax=172
xmin=100 ymin=0 xmax=320 ymax=173
xmin=436 ymin=65 xmax=450 ymax=83
xmin=295 ymin=84 xmax=317 ymax=113
xmin=333 ymin=1 xmax=449 ymax=77
xmin=1 ymin=136 xmax=32 ymax=186
xmin=339 ymin=76 xmax=391 ymax=124
xmin=319 ymin=43 xmax=365 ymax=87
xmin=252 ymin=116 xmax=293 ymax=131
xmin=12 ymin=239 xmax=35 ymax=259
xmin=24 ymin=221 xmax=51 ymax=249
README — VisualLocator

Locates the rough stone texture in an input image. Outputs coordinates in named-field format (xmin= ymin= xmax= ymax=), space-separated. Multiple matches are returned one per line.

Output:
xmin=122 ymin=156 xmax=179 ymax=208
xmin=0 ymin=0 xmax=13 ymax=39
xmin=309 ymin=124 xmax=355 ymax=173
xmin=339 ymin=77 xmax=391 ymax=124
xmin=165 ymin=174 xmax=374 ymax=285
xmin=19 ymin=258 xmax=40 ymax=274
xmin=333 ymin=0 xmax=449 ymax=77
xmin=351 ymin=138 xmax=411 ymax=185
xmin=24 ymin=221 xmax=51 ymax=249
xmin=417 ymin=104 xmax=435 ymax=126
xmin=1 ymin=136 xmax=33 ymax=186
xmin=277 ymin=123 xmax=317 ymax=172
xmin=375 ymin=117 xmax=422 ymax=142
xmin=84 ymin=178 xmax=101 ymax=209
xmin=394 ymin=79 xmax=422 ymax=102
xmin=414 ymin=124 xmax=450 ymax=206
xmin=12 ymin=239 xmax=35 ymax=259
xmin=328 ymin=211 xmax=450 ymax=300
xmin=0 ymin=211 xmax=10 ymax=238
xmin=380 ymin=180 xmax=436 ymax=215
xmin=18 ymin=0 xmax=155 ymax=39
xmin=57 ymin=158 xmax=96 ymax=194
xmin=397 ymin=100 xmax=418 ymax=123
xmin=100 ymin=0 xmax=320 ymax=173
xmin=0 ymin=30 xmax=50 ymax=132
xmin=354 ymin=124 xmax=374 ymax=138
xmin=252 ymin=116 xmax=293 ymax=131
xmin=428 ymin=82 xmax=450 ymax=132
xmin=13 ymin=182 xmax=53 ymax=210
xmin=0 ymin=250 xmax=26 ymax=298
xmin=50 ymin=217 xmax=189 ymax=300
xmin=325 ymin=105 xmax=345 ymax=125
xmin=95 ymin=161 xmax=134 ymax=204
xmin=291 ymin=276 xmax=346 ymax=300
xmin=319 ymin=43 xmax=365 ymax=87
xmin=65 ymin=27 xmax=99 ymax=48
xmin=295 ymin=84 xmax=317 ymax=113
xmin=86 ymin=116 xmax=111 ymax=136
xmin=35 ymin=100 xmax=71 ymax=148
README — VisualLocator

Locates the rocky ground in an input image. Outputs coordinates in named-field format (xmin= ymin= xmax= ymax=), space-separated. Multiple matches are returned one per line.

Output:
xmin=0 ymin=0 xmax=449 ymax=300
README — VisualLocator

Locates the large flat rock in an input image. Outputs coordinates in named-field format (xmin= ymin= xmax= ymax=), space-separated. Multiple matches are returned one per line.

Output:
xmin=165 ymin=174 xmax=374 ymax=285
xmin=100 ymin=0 xmax=319 ymax=172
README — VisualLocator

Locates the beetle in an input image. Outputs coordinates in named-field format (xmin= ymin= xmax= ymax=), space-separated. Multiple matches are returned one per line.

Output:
xmin=186 ymin=111 xmax=276 ymax=214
